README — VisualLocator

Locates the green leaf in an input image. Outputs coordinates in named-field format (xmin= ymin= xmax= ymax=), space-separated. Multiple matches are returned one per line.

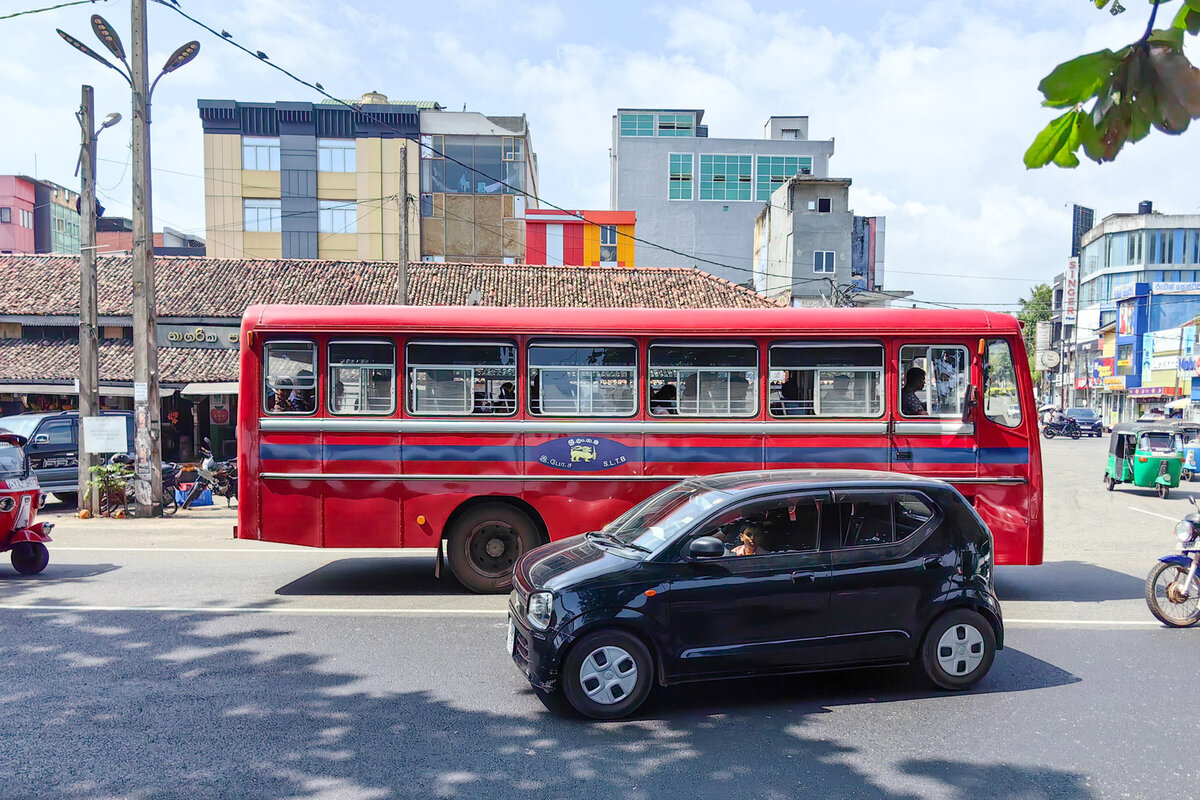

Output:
xmin=1095 ymin=0 xmax=1112 ymax=7
xmin=1024 ymin=110 xmax=1080 ymax=168
xmin=1039 ymin=50 xmax=1121 ymax=107
xmin=1150 ymin=26 xmax=1186 ymax=48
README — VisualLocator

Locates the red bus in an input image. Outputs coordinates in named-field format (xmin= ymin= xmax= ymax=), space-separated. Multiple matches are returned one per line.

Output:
xmin=237 ymin=305 xmax=1042 ymax=592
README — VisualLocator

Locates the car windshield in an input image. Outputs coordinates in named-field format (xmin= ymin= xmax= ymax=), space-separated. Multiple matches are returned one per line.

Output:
xmin=0 ymin=416 xmax=39 ymax=439
xmin=1140 ymin=432 xmax=1177 ymax=453
xmin=1066 ymin=409 xmax=1096 ymax=420
xmin=603 ymin=482 xmax=733 ymax=552
xmin=0 ymin=442 xmax=28 ymax=479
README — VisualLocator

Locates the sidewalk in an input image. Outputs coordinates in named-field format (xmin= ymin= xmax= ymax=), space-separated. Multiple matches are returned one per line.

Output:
xmin=39 ymin=499 xmax=243 ymax=548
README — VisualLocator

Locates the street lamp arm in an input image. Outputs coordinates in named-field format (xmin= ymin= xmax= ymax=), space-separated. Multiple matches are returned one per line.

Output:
xmin=57 ymin=29 xmax=133 ymax=86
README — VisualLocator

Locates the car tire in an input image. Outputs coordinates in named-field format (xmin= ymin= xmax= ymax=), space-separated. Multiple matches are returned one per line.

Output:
xmin=562 ymin=628 xmax=654 ymax=720
xmin=917 ymin=609 xmax=996 ymax=691
xmin=446 ymin=504 xmax=540 ymax=594
xmin=10 ymin=542 xmax=49 ymax=575
xmin=55 ymin=492 xmax=78 ymax=508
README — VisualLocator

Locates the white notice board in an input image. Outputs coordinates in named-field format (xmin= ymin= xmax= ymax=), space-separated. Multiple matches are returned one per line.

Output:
xmin=82 ymin=416 xmax=129 ymax=454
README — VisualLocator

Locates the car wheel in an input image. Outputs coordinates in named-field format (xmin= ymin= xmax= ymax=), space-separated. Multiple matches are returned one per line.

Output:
xmin=917 ymin=609 xmax=996 ymax=690
xmin=10 ymin=542 xmax=49 ymax=575
xmin=446 ymin=504 xmax=541 ymax=594
xmin=55 ymin=492 xmax=78 ymax=508
xmin=562 ymin=628 xmax=654 ymax=720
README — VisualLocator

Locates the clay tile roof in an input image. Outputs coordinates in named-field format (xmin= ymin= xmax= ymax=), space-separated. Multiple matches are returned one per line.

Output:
xmin=0 ymin=339 xmax=237 ymax=385
xmin=0 ymin=255 xmax=780 ymax=317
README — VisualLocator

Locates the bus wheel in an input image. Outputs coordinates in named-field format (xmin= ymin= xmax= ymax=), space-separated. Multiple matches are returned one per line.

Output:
xmin=447 ymin=504 xmax=540 ymax=594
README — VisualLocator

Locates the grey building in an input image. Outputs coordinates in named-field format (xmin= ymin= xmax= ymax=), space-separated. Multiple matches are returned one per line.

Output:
xmin=609 ymin=109 xmax=834 ymax=283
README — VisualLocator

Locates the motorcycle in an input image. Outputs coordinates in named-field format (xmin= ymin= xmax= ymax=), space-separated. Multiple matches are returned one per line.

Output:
xmin=107 ymin=454 xmax=183 ymax=515
xmin=1145 ymin=496 xmax=1200 ymax=627
xmin=1042 ymin=417 xmax=1082 ymax=440
xmin=181 ymin=438 xmax=237 ymax=510
xmin=0 ymin=433 xmax=53 ymax=575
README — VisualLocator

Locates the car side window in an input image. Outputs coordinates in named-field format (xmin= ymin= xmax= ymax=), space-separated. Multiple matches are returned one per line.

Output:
xmin=694 ymin=495 xmax=821 ymax=557
xmin=38 ymin=420 xmax=74 ymax=446
xmin=829 ymin=493 xmax=934 ymax=548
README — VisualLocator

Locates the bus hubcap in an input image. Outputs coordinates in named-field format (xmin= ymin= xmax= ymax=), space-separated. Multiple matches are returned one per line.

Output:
xmin=468 ymin=522 xmax=519 ymax=577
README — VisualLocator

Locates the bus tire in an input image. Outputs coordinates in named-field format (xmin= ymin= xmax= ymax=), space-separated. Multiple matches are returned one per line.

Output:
xmin=446 ymin=504 xmax=540 ymax=594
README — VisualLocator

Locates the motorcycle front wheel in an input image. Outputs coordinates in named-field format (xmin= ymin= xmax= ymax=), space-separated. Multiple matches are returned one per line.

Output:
xmin=1042 ymin=428 xmax=1055 ymax=439
xmin=1145 ymin=561 xmax=1200 ymax=627
xmin=1069 ymin=429 xmax=1081 ymax=440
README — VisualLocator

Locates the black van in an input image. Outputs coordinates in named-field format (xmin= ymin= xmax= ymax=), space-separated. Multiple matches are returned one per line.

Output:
xmin=507 ymin=470 xmax=1003 ymax=719
xmin=0 ymin=411 xmax=134 ymax=504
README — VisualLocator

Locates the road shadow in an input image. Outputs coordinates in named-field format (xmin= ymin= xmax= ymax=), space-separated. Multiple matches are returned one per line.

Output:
xmin=275 ymin=557 xmax=460 ymax=596
xmin=0 ymin=562 xmax=119 ymax=590
xmin=995 ymin=561 xmax=1144 ymax=602
xmin=0 ymin=598 xmax=1096 ymax=800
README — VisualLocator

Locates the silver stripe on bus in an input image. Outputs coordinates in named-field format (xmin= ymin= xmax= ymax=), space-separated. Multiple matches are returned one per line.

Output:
xmin=893 ymin=421 xmax=975 ymax=436
xmin=261 ymin=472 xmax=1027 ymax=485
xmin=259 ymin=418 xmax=891 ymax=436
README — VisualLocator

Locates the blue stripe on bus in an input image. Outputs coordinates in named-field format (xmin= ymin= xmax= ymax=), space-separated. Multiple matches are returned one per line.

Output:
xmin=260 ymin=443 xmax=318 ymax=461
xmin=644 ymin=446 xmax=760 ymax=463
xmin=765 ymin=447 xmax=891 ymax=465
xmin=978 ymin=447 xmax=1030 ymax=465
xmin=406 ymin=445 xmax=523 ymax=462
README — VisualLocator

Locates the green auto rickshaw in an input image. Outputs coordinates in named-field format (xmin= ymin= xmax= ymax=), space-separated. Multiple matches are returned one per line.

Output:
xmin=1105 ymin=422 xmax=1184 ymax=499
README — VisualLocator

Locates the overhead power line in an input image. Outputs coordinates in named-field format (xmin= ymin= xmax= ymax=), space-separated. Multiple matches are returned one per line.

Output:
xmin=0 ymin=0 xmax=107 ymax=21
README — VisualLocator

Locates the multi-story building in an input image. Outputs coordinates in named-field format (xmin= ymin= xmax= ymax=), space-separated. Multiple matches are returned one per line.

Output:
xmin=610 ymin=109 xmax=834 ymax=283
xmin=97 ymin=217 xmax=206 ymax=256
xmin=0 ymin=176 xmax=80 ymax=254
xmin=198 ymin=93 xmax=539 ymax=264
xmin=525 ymin=209 xmax=635 ymax=266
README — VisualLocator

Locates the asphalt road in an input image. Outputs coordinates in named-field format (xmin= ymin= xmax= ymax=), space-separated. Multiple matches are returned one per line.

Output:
xmin=1 ymin=438 xmax=1197 ymax=800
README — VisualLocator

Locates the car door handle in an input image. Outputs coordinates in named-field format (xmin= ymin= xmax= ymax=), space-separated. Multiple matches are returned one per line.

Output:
xmin=894 ymin=449 xmax=912 ymax=461
xmin=791 ymin=571 xmax=817 ymax=583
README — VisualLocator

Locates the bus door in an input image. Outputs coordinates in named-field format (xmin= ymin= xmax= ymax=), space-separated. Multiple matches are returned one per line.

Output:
xmin=321 ymin=340 xmax=401 ymax=548
xmin=973 ymin=337 xmax=1038 ymax=565
xmin=890 ymin=343 xmax=978 ymax=481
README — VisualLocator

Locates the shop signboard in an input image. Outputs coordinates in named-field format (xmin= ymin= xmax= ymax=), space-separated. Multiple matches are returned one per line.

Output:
xmin=1142 ymin=334 xmax=1154 ymax=383
xmin=1118 ymin=301 xmax=1136 ymax=335
xmin=157 ymin=325 xmax=241 ymax=350
xmin=1152 ymin=356 xmax=1180 ymax=371
xmin=1103 ymin=375 xmax=1127 ymax=390
xmin=1075 ymin=377 xmax=1088 ymax=390
xmin=1129 ymin=386 xmax=1183 ymax=398
xmin=209 ymin=397 xmax=231 ymax=426
xmin=1152 ymin=282 xmax=1200 ymax=294
xmin=1035 ymin=320 xmax=1052 ymax=357
xmin=1063 ymin=258 xmax=1078 ymax=324
xmin=1113 ymin=284 xmax=1139 ymax=302
xmin=1093 ymin=357 xmax=1114 ymax=378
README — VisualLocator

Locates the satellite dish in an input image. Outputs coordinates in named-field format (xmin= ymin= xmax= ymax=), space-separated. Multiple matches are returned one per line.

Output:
xmin=1038 ymin=351 xmax=1061 ymax=370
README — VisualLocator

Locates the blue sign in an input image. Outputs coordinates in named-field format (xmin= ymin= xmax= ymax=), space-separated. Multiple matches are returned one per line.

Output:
xmin=532 ymin=437 xmax=632 ymax=471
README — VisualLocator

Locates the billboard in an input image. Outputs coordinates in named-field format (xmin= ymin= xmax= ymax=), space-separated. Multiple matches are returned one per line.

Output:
xmin=1071 ymin=204 xmax=1095 ymax=258
xmin=1063 ymin=257 xmax=1078 ymax=325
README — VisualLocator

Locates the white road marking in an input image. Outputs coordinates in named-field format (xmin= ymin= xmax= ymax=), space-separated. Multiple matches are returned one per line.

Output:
xmin=0 ymin=603 xmax=507 ymax=616
xmin=1129 ymin=507 xmax=1179 ymax=522
xmin=48 ymin=547 xmax=436 ymax=554
xmin=1005 ymin=617 xmax=1162 ymax=627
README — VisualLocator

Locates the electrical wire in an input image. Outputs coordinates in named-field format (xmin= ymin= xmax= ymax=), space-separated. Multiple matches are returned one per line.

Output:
xmin=0 ymin=0 xmax=106 ymax=21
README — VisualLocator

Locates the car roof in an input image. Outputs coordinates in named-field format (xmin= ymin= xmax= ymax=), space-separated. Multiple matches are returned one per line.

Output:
xmin=1065 ymin=408 xmax=1096 ymax=414
xmin=684 ymin=469 xmax=948 ymax=496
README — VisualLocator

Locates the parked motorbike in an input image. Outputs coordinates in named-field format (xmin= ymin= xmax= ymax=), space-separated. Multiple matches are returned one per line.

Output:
xmin=1145 ymin=496 xmax=1200 ymax=627
xmin=108 ymin=453 xmax=183 ymax=515
xmin=1042 ymin=417 xmax=1082 ymax=440
xmin=0 ymin=433 xmax=53 ymax=575
xmin=181 ymin=438 xmax=237 ymax=510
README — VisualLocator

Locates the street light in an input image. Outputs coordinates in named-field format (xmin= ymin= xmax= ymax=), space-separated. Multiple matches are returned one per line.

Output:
xmin=59 ymin=6 xmax=200 ymax=517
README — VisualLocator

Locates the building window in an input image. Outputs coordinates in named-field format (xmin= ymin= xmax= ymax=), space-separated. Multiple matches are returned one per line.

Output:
xmin=817 ymin=197 xmax=832 ymax=213
xmin=600 ymin=225 xmax=618 ymax=264
xmin=503 ymin=137 xmax=524 ymax=162
xmin=0 ymin=207 xmax=9 ymax=224
xmin=318 ymin=200 xmax=357 ymax=234
xmin=22 ymin=209 xmax=33 ymax=228
xmin=699 ymin=154 xmax=752 ymax=201
xmin=420 ymin=192 xmax=444 ymax=218
xmin=814 ymin=251 xmax=835 ymax=273
xmin=501 ymin=137 xmax=525 ymax=195
xmin=317 ymin=139 xmax=356 ymax=172
xmin=242 ymin=137 xmax=280 ymax=171
xmin=657 ymin=113 xmax=694 ymax=137
xmin=243 ymin=199 xmax=281 ymax=233
xmin=755 ymin=156 xmax=813 ymax=201
xmin=54 ymin=217 xmax=65 ymax=233
xmin=619 ymin=113 xmax=654 ymax=137
xmin=668 ymin=153 xmax=693 ymax=200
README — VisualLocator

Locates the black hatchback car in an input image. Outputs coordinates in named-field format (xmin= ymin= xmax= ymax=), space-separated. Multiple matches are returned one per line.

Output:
xmin=507 ymin=470 xmax=1003 ymax=719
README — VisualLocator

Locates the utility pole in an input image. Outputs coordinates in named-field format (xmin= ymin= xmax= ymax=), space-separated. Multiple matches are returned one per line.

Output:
xmin=397 ymin=144 xmax=408 ymax=304
xmin=77 ymin=85 xmax=99 ymax=515
xmin=130 ymin=0 xmax=161 ymax=516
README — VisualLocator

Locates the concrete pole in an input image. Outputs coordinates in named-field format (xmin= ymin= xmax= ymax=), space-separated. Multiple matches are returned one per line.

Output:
xmin=398 ymin=144 xmax=408 ymax=305
xmin=130 ymin=0 xmax=162 ymax=515
xmin=78 ymin=85 xmax=100 ymax=515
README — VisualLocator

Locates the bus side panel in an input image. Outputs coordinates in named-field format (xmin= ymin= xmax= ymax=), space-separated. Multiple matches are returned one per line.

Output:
xmin=973 ymin=483 xmax=1035 ymax=565
xmin=524 ymin=479 xmax=660 ymax=541
xmin=259 ymin=432 xmax=322 ymax=547
xmin=763 ymin=433 xmax=891 ymax=471
xmin=237 ymin=318 xmax=259 ymax=541
xmin=403 ymin=480 xmax=520 ymax=547
xmin=643 ymin=433 xmax=762 ymax=479
xmin=322 ymin=431 xmax=401 ymax=548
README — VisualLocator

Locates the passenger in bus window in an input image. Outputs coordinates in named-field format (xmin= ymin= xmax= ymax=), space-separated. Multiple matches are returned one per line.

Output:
xmin=651 ymin=383 xmax=677 ymax=414
xmin=902 ymin=367 xmax=928 ymax=416
xmin=778 ymin=373 xmax=803 ymax=416
xmin=497 ymin=382 xmax=515 ymax=413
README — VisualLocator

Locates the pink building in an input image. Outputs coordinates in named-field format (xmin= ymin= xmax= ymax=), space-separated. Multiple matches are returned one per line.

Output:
xmin=0 ymin=176 xmax=36 ymax=254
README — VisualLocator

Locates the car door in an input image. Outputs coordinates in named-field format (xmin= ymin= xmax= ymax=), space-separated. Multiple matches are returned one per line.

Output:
xmin=29 ymin=416 xmax=78 ymax=491
xmin=664 ymin=492 xmax=830 ymax=681
xmin=821 ymin=490 xmax=944 ymax=665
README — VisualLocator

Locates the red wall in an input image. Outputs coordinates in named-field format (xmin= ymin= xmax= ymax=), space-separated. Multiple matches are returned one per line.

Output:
xmin=0 ymin=176 xmax=36 ymax=253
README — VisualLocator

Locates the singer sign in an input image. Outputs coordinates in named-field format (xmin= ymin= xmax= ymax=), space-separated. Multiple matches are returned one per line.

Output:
xmin=1062 ymin=258 xmax=1078 ymax=325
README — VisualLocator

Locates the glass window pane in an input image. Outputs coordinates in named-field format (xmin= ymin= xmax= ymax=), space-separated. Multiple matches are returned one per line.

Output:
xmin=406 ymin=342 xmax=517 ymax=416
xmin=264 ymin=341 xmax=317 ymax=414
xmin=769 ymin=344 xmax=883 ymax=418
xmin=899 ymin=345 xmax=969 ymax=417
xmin=473 ymin=140 xmax=503 ymax=193
xmin=649 ymin=345 xmax=758 ymax=417
xmin=328 ymin=341 xmax=395 ymax=415
xmin=444 ymin=137 xmax=474 ymax=194
xmin=528 ymin=343 xmax=637 ymax=417
xmin=983 ymin=339 xmax=1022 ymax=428
xmin=831 ymin=497 xmax=896 ymax=547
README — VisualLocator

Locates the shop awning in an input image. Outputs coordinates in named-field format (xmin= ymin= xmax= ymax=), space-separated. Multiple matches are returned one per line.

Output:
xmin=179 ymin=382 xmax=239 ymax=396
xmin=0 ymin=382 xmax=135 ymax=397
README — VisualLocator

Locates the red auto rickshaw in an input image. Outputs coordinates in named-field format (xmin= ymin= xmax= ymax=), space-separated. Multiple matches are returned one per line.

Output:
xmin=0 ymin=432 xmax=52 ymax=575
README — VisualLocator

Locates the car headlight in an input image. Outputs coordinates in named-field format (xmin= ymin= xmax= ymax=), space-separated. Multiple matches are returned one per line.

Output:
xmin=526 ymin=591 xmax=553 ymax=631
xmin=1177 ymin=521 xmax=1196 ymax=543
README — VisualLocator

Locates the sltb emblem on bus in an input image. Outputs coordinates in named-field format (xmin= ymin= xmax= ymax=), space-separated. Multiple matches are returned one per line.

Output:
xmin=535 ymin=437 xmax=630 ymax=471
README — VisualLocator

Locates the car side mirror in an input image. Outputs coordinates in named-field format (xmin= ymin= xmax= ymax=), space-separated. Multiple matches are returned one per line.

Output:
xmin=687 ymin=536 xmax=726 ymax=559
xmin=32 ymin=434 xmax=49 ymax=446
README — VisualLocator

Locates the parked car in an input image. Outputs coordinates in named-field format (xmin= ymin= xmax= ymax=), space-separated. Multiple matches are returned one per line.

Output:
xmin=1064 ymin=407 xmax=1103 ymax=437
xmin=507 ymin=469 xmax=1003 ymax=719
xmin=0 ymin=411 xmax=133 ymax=506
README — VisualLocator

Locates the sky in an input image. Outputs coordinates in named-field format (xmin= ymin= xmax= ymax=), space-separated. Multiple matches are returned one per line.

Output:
xmin=2 ymin=0 xmax=1198 ymax=309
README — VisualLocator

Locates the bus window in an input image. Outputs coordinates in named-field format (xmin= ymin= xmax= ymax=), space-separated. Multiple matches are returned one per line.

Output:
xmin=328 ymin=341 xmax=396 ymax=415
xmin=648 ymin=344 xmax=758 ymax=417
xmin=983 ymin=339 xmax=1022 ymax=428
xmin=769 ymin=343 xmax=883 ymax=418
xmin=899 ymin=345 xmax=969 ymax=418
xmin=263 ymin=341 xmax=317 ymax=415
xmin=528 ymin=342 xmax=637 ymax=417
xmin=406 ymin=342 xmax=517 ymax=416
